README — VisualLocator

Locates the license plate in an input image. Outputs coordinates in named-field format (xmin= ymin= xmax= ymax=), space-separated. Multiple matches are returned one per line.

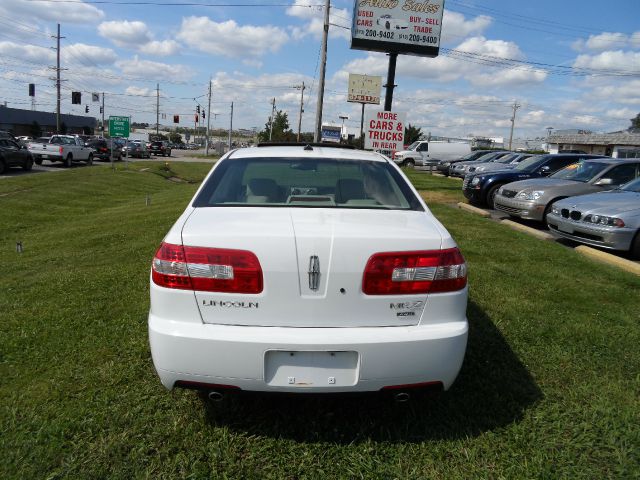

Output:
xmin=264 ymin=350 xmax=359 ymax=387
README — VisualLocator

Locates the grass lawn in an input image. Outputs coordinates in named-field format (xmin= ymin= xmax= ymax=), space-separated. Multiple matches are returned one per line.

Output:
xmin=1 ymin=163 xmax=639 ymax=479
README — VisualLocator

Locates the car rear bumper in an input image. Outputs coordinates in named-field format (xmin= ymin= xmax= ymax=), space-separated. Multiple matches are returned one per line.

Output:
xmin=149 ymin=314 xmax=468 ymax=393
xmin=546 ymin=213 xmax=635 ymax=251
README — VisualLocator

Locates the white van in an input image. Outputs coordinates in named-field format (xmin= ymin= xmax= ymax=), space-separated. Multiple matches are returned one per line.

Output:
xmin=394 ymin=141 xmax=471 ymax=167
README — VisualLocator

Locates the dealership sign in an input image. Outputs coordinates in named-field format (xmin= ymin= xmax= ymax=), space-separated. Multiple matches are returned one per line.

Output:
xmin=351 ymin=0 xmax=445 ymax=57
xmin=364 ymin=110 xmax=406 ymax=152
xmin=348 ymin=74 xmax=382 ymax=104
xmin=321 ymin=125 xmax=342 ymax=143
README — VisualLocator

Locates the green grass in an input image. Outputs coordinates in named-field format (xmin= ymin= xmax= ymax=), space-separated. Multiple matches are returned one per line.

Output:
xmin=1 ymin=164 xmax=639 ymax=478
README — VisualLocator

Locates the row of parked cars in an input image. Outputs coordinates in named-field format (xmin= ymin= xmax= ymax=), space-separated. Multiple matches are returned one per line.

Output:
xmin=444 ymin=151 xmax=640 ymax=258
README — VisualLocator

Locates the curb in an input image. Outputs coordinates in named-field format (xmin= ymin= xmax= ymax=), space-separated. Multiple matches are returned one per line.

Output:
xmin=500 ymin=219 xmax=555 ymax=241
xmin=457 ymin=202 xmax=491 ymax=218
xmin=575 ymin=246 xmax=640 ymax=276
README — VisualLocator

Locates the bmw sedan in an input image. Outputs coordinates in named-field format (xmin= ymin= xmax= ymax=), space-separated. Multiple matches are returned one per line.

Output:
xmin=546 ymin=177 xmax=640 ymax=258
xmin=149 ymin=144 xmax=469 ymax=397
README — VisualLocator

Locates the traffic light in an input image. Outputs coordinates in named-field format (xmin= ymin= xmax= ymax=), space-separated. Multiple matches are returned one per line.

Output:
xmin=99 ymin=106 xmax=103 ymax=114
xmin=173 ymin=115 xmax=179 ymax=123
xmin=196 ymin=105 xmax=200 ymax=114
xmin=28 ymin=83 xmax=35 ymax=97
xmin=195 ymin=114 xmax=199 ymax=123
xmin=85 ymin=105 xmax=89 ymax=113
xmin=72 ymin=91 xmax=81 ymax=104
xmin=202 ymin=110 xmax=205 ymax=119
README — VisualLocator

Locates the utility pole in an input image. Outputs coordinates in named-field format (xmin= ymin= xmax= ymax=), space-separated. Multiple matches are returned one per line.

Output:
xmin=269 ymin=97 xmax=276 ymax=141
xmin=228 ymin=102 xmax=234 ymax=150
xmin=314 ymin=0 xmax=330 ymax=142
xmin=205 ymin=78 xmax=212 ymax=155
xmin=156 ymin=83 xmax=160 ymax=136
xmin=297 ymin=81 xmax=305 ymax=142
xmin=52 ymin=23 xmax=65 ymax=134
xmin=101 ymin=92 xmax=105 ymax=136
xmin=508 ymin=101 xmax=521 ymax=151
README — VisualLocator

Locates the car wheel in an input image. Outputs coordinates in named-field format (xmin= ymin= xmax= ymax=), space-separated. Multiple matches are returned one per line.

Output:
xmin=34 ymin=156 xmax=43 ymax=166
xmin=65 ymin=154 xmax=73 ymax=168
xmin=630 ymin=231 xmax=640 ymax=260
xmin=86 ymin=153 xmax=93 ymax=166
xmin=117 ymin=154 xmax=122 ymax=162
xmin=403 ymin=159 xmax=415 ymax=168
xmin=22 ymin=157 xmax=33 ymax=171
xmin=486 ymin=184 xmax=502 ymax=209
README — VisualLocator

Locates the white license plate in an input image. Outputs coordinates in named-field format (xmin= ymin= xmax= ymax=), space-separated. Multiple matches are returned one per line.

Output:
xmin=264 ymin=350 xmax=359 ymax=387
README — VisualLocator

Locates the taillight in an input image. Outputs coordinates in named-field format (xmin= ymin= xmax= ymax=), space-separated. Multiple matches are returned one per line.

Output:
xmin=59 ymin=146 xmax=63 ymax=155
xmin=151 ymin=242 xmax=263 ymax=293
xmin=362 ymin=248 xmax=467 ymax=295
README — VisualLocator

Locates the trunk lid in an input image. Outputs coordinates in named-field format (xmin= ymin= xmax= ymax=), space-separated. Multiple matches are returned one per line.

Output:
xmin=182 ymin=207 xmax=443 ymax=327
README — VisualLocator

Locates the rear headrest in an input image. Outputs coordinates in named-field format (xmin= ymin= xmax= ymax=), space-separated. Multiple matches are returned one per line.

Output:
xmin=335 ymin=179 xmax=365 ymax=203
xmin=247 ymin=178 xmax=278 ymax=202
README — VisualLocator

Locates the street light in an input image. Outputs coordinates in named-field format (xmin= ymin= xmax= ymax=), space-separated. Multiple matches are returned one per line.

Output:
xmin=339 ymin=114 xmax=349 ymax=140
xmin=546 ymin=126 xmax=554 ymax=152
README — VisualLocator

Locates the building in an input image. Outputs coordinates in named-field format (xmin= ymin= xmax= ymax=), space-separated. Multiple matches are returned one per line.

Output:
xmin=0 ymin=106 xmax=96 ymax=137
xmin=548 ymin=132 xmax=640 ymax=158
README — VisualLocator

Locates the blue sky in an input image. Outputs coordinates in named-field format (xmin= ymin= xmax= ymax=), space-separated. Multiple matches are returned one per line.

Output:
xmin=0 ymin=0 xmax=639 ymax=140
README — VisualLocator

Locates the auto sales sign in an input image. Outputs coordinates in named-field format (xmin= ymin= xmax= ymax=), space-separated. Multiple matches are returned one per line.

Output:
xmin=364 ymin=110 xmax=406 ymax=152
xmin=351 ymin=0 xmax=445 ymax=57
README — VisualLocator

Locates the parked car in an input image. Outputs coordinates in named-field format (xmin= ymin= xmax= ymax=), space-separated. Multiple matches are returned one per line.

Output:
xmin=87 ymin=138 xmax=122 ymax=161
xmin=149 ymin=140 xmax=172 ymax=157
xmin=27 ymin=135 xmax=93 ymax=167
xmin=450 ymin=151 xmax=512 ymax=178
xmin=436 ymin=150 xmax=498 ymax=176
xmin=463 ymin=154 xmax=608 ymax=208
xmin=393 ymin=140 xmax=471 ymax=168
xmin=0 ymin=138 xmax=34 ymax=174
xmin=123 ymin=141 xmax=150 ymax=159
xmin=149 ymin=144 xmax=469 ymax=397
xmin=493 ymin=158 xmax=640 ymax=222
xmin=546 ymin=176 xmax=640 ymax=258
xmin=466 ymin=153 xmax=533 ymax=175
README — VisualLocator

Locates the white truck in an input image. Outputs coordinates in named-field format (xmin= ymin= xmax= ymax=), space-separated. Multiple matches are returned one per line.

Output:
xmin=28 ymin=135 xmax=94 ymax=167
xmin=393 ymin=141 xmax=471 ymax=168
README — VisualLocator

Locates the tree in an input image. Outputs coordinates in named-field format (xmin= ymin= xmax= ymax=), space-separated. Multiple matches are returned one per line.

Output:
xmin=169 ymin=132 xmax=183 ymax=144
xmin=404 ymin=124 xmax=422 ymax=144
xmin=629 ymin=113 xmax=640 ymax=132
xmin=29 ymin=121 xmax=42 ymax=138
xmin=258 ymin=110 xmax=295 ymax=142
xmin=60 ymin=122 xmax=68 ymax=134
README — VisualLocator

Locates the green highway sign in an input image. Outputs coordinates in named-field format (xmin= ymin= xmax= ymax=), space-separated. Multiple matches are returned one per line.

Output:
xmin=109 ymin=116 xmax=130 ymax=138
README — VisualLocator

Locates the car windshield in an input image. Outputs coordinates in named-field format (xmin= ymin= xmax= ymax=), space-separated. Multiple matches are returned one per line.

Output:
xmin=619 ymin=177 xmax=640 ymax=192
xmin=550 ymin=161 xmax=609 ymax=182
xmin=493 ymin=153 xmax=518 ymax=163
xmin=514 ymin=155 xmax=544 ymax=171
xmin=193 ymin=157 xmax=423 ymax=211
xmin=406 ymin=141 xmax=420 ymax=150
xmin=460 ymin=151 xmax=480 ymax=160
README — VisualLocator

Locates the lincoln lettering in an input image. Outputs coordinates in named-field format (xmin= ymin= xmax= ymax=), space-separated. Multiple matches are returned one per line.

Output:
xmin=202 ymin=300 xmax=259 ymax=309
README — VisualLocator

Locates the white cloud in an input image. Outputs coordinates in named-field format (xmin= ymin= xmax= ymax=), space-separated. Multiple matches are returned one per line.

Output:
xmin=471 ymin=68 xmax=547 ymax=87
xmin=0 ymin=0 xmax=104 ymax=24
xmin=125 ymin=86 xmax=151 ymax=96
xmin=605 ymin=108 xmax=636 ymax=120
xmin=572 ymin=31 xmax=640 ymax=52
xmin=98 ymin=20 xmax=152 ymax=47
xmin=0 ymin=41 xmax=53 ymax=64
xmin=574 ymin=50 xmax=640 ymax=72
xmin=571 ymin=115 xmax=601 ymax=126
xmin=115 ymin=55 xmax=193 ymax=81
xmin=63 ymin=43 xmax=117 ymax=65
xmin=177 ymin=17 xmax=288 ymax=58
xmin=287 ymin=0 xmax=351 ymax=41
xmin=139 ymin=40 xmax=180 ymax=56
xmin=440 ymin=11 xmax=492 ymax=44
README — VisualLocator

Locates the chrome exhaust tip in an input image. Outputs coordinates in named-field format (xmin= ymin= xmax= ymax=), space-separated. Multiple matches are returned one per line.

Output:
xmin=208 ymin=391 xmax=224 ymax=402
xmin=394 ymin=392 xmax=410 ymax=403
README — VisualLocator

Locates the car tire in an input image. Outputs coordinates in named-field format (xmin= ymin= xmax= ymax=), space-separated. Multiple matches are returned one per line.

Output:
xmin=86 ymin=153 xmax=93 ymax=166
xmin=403 ymin=159 xmax=415 ymax=168
xmin=0 ymin=158 xmax=5 ymax=175
xmin=486 ymin=184 xmax=502 ymax=209
xmin=65 ymin=154 xmax=73 ymax=168
xmin=22 ymin=157 xmax=33 ymax=171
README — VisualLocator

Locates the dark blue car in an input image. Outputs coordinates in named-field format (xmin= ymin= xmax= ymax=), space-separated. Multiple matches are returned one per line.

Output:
xmin=463 ymin=153 xmax=607 ymax=208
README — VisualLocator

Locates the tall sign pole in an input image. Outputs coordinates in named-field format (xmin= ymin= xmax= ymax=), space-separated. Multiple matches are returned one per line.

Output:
xmin=383 ymin=53 xmax=397 ymax=112
xmin=228 ymin=102 xmax=233 ymax=150
xmin=205 ymin=78 xmax=212 ymax=155
xmin=314 ymin=0 xmax=330 ymax=142
xmin=156 ymin=83 xmax=160 ymax=136
xmin=297 ymin=81 xmax=305 ymax=142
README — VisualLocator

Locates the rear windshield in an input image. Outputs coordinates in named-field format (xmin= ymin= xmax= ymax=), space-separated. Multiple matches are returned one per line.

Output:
xmin=550 ymin=161 xmax=609 ymax=182
xmin=193 ymin=157 xmax=423 ymax=210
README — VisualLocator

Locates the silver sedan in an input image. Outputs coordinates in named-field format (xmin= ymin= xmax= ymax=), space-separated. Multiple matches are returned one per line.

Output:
xmin=546 ymin=177 xmax=640 ymax=258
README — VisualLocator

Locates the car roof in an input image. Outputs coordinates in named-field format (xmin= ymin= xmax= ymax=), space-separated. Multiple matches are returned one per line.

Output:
xmin=567 ymin=157 xmax=636 ymax=164
xmin=228 ymin=145 xmax=389 ymax=162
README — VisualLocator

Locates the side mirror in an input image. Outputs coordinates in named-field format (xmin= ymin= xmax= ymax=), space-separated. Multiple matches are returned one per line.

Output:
xmin=539 ymin=165 xmax=551 ymax=175
xmin=594 ymin=178 xmax=613 ymax=186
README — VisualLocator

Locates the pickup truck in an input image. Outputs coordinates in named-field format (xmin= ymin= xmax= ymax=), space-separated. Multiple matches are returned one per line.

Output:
xmin=28 ymin=135 xmax=94 ymax=167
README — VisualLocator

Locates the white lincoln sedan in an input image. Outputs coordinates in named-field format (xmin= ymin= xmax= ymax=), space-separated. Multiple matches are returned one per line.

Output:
xmin=149 ymin=144 xmax=468 ymax=398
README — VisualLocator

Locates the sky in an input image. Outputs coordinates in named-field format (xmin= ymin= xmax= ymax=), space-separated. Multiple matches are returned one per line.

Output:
xmin=0 ymin=0 xmax=639 ymax=141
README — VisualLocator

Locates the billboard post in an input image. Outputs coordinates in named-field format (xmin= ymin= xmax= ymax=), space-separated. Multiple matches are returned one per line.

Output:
xmin=348 ymin=73 xmax=382 ymax=144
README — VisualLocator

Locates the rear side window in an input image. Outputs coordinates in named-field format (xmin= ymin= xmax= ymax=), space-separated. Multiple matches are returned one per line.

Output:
xmin=193 ymin=157 xmax=423 ymax=211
